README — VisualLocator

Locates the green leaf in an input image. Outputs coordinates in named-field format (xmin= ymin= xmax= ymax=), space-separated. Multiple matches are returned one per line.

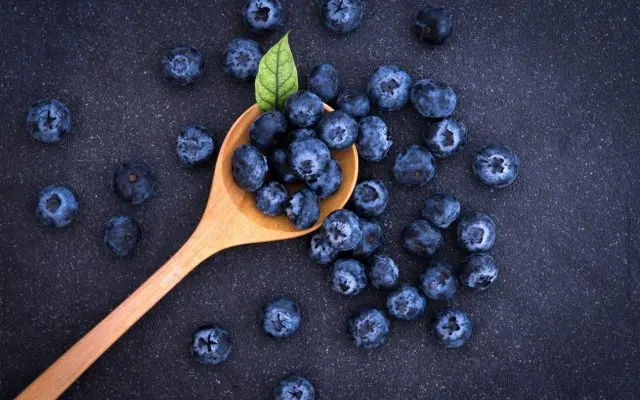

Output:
xmin=255 ymin=33 xmax=298 ymax=112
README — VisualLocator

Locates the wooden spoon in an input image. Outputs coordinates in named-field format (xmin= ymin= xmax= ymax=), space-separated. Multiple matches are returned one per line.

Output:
xmin=17 ymin=104 xmax=358 ymax=400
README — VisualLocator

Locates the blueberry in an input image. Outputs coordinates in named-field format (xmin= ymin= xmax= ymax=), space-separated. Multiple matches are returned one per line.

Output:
xmin=249 ymin=111 xmax=289 ymax=150
xmin=288 ymin=128 xmax=317 ymax=143
xmin=457 ymin=213 xmax=497 ymax=252
xmin=162 ymin=46 xmax=204 ymax=86
xmin=351 ymin=179 xmax=389 ymax=217
xmin=232 ymin=144 xmax=268 ymax=191
xmin=401 ymin=219 xmax=444 ymax=258
xmin=420 ymin=261 xmax=459 ymax=300
xmin=421 ymin=193 xmax=461 ymax=229
xmin=433 ymin=308 xmax=472 ymax=348
xmin=423 ymin=119 xmax=467 ymax=158
xmin=285 ymin=91 xmax=324 ymax=128
xmin=307 ymin=63 xmax=340 ymax=103
xmin=336 ymin=89 xmax=370 ymax=118
xmin=322 ymin=209 xmax=362 ymax=251
xmin=289 ymin=138 xmax=331 ymax=180
xmin=222 ymin=38 xmax=263 ymax=81
xmin=263 ymin=297 xmax=300 ymax=339
xmin=26 ymin=99 xmax=71 ymax=143
xmin=273 ymin=375 xmax=316 ymax=400
xmin=309 ymin=232 xmax=339 ymax=265
xmin=113 ymin=161 xmax=154 ymax=205
xmin=103 ymin=215 xmax=141 ymax=257
xmin=36 ymin=185 xmax=78 ymax=228
xmin=320 ymin=0 xmax=364 ymax=34
xmin=242 ymin=0 xmax=284 ymax=34
xmin=330 ymin=258 xmax=367 ymax=296
xmin=460 ymin=253 xmax=499 ymax=291
xmin=367 ymin=253 xmax=400 ymax=290
xmin=285 ymin=189 xmax=320 ymax=229
xmin=317 ymin=111 xmax=358 ymax=150
xmin=410 ymin=79 xmax=457 ymax=118
xmin=367 ymin=65 xmax=412 ymax=111
xmin=392 ymin=145 xmax=436 ymax=188
xmin=268 ymin=148 xmax=299 ymax=183
xmin=386 ymin=284 xmax=427 ymax=321
xmin=255 ymin=181 xmax=289 ymax=216
xmin=415 ymin=7 xmax=454 ymax=45
xmin=306 ymin=158 xmax=342 ymax=199
xmin=192 ymin=325 xmax=232 ymax=365
xmin=351 ymin=219 xmax=382 ymax=258
xmin=176 ymin=125 xmax=215 ymax=166
xmin=348 ymin=308 xmax=390 ymax=349
xmin=472 ymin=144 xmax=519 ymax=188
xmin=357 ymin=116 xmax=393 ymax=162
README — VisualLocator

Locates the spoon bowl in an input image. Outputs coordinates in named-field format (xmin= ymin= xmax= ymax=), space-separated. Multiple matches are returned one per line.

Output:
xmin=18 ymin=103 xmax=358 ymax=400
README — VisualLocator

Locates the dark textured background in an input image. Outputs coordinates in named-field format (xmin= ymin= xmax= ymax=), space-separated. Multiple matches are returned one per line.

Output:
xmin=1 ymin=0 xmax=639 ymax=399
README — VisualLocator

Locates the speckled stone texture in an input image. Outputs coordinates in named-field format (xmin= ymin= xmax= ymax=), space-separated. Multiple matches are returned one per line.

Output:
xmin=1 ymin=1 xmax=639 ymax=399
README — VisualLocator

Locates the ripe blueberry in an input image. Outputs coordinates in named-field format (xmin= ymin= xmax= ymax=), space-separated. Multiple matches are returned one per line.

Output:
xmin=36 ymin=185 xmax=78 ymax=228
xmin=401 ymin=219 xmax=444 ymax=258
xmin=232 ymin=144 xmax=268 ymax=191
xmin=26 ymin=99 xmax=71 ymax=143
xmin=393 ymin=145 xmax=436 ymax=188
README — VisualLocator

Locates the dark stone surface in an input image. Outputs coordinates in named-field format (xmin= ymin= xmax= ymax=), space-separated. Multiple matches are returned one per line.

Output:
xmin=1 ymin=1 xmax=639 ymax=399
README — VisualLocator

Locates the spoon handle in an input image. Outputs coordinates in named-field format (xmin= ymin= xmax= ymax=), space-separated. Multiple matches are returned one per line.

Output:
xmin=16 ymin=233 xmax=213 ymax=400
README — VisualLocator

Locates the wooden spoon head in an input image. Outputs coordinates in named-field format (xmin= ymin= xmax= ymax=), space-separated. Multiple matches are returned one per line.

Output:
xmin=201 ymin=104 xmax=358 ymax=249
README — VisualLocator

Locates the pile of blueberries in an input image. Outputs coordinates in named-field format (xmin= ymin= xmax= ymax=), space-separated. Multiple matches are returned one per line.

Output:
xmin=26 ymin=1 xmax=520 ymax=398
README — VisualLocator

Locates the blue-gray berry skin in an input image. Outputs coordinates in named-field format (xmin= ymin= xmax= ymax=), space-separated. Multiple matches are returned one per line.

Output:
xmin=351 ymin=179 xmax=389 ymax=217
xmin=285 ymin=189 xmax=320 ymax=229
xmin=330 ymin=258 xmax=367 ymax=296
xmin=285 ymin=91 xmax=324 ymax=128
xmin=163 ymin=46 xmax=204 ymax=86
xmin=460 ymin=253 xmax=499 ymax=291
xmin=26 ymin=99 xmax=71 ymax=143
xmin=289 ymin=138 xmax=331 ymax=180
xmin=322 ymin=209 xmax=363 ymax=251
xmin=273 ymin=375 xmax=316 ymax=400
xmin=367 ymin=65 xmax=412 ymax=111
xmin=306 ymin=158 xmax=342 ymax=199
xmin=320 ymin=0 xmax=364 ymax=34
xmin=192 ymin=325 xmax=232 ymax=365
xmin=36 ymin=185 xmax=78 ymax=228
xmin=176 ymin=125 xmax=215 ymax=166
xmin=367 ymin=253 xmax=400 ymax=290
xmin=415 ymin=7 xmax=454 ymax=45
xmin=357 ymin=116 xmax=393 ymax=162
xmin=113 ymin=161 xmax=154 ymax=205
xmin=307 ymin=63 xmax=340 ymax=102
xmin=242 ymin=0 xmax=284 ymax=34
xmin=351 ymin=219 xmax=382 ymax=258
xmin=421 ymin=193 xmax=461 ymax=229
xmin=433 ymin=308 xmax=472 ymax=348
xmin=410 ymin=79 xmax=457 ymax=118
xmin=457 ymin=213 xmax=497 ymax=252
xmin=393 ymin=145 xmax=436 ymax=188
xmin=222 ymin=38 xmax=263 ymax=81
xmin=336 ymin=89 xmax=370 ymax=118
xmin=348 ymin=308 xmax=390 ymax=349
xmin=255 ymin=181 xmax=289 ymax=216
xmin=263 ymin=297 xmax=301 ymax=339
xmin=402 ymin=219 xmax=444 ymax=258
xmin=473 ymin=144 xmax=519 ymax=188
xmin=289 ymin=128 xmax=317 ymax=143
xmin=103 ymin=215 xmax=141 ymax=257
xmin=309 ymin=232 xmax=339 ymax=265
xmin=317 ymin=111 xmax=359 ymax=150
xmin=269 ymin=148 xmax=299 ymax=183
xmin=387 ymin=284 xmax=427 ymax=321
xmin=420 ymin=261 xmax=459 ymax=300
xmin=232 ymin=144 xmax=268 ymax=191
xmin=423 ymin=119 xmax=467 ymax=158
xmin=249 ymin=111 xmax=288 ymax=150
